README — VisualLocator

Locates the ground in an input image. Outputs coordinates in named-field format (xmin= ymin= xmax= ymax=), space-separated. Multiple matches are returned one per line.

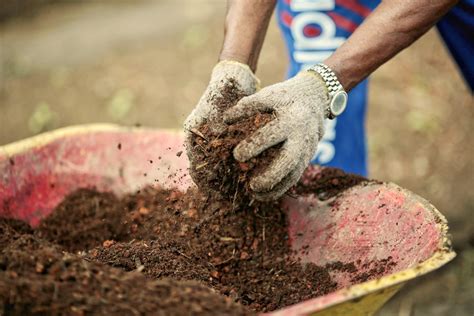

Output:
xmin=0 ymin=1 xmax=473 ymax=315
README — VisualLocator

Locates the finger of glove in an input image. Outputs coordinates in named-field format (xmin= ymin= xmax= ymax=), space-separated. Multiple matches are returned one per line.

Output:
xmin=184 ymin=112 xmax=204 ymax=132
xmin=233 ymin=119 xmax=286 ymax=162
xmin=223 ymin=94 xmax=273 ymax=124
xmin=249 ymin=140 xmax=300 ymax=192
xmin=253 ymin=158 xmax=307 ymax=202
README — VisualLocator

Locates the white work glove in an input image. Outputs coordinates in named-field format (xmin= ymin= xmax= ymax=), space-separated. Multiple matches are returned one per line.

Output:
xmin=184 ymin=60 xmax=260 ymax=183
xmin=184 ymin=60 xmax=260 ymax=134
xmin=223 ymin=71 xmax=330 ymax=201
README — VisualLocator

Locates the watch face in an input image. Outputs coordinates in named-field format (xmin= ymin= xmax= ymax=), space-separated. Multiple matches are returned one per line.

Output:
xmin=331 ymin=91 xmax=348 ymax=116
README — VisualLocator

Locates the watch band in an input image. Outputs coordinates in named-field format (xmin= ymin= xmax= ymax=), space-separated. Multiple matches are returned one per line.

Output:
xmin=307 ymin=63 xmax=347 ymax=119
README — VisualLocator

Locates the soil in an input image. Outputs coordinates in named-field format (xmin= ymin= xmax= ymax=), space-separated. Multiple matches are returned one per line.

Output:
xmin=36 ymin=189 xmax=129 ymax=252
xmin=0 ymin=218 xmax=33 ymax=251
xmin=86 ymin=187 xmax=338 ymax=312
xmin=188 ymin=79 xmax=280 ymax=203
xmin=0 ymin=229 xmax=251 ymax=316
xmin=1 ymin=171 xmax=396 ymax=314
xmin=293 ymin=167 xmax=369 ymax=200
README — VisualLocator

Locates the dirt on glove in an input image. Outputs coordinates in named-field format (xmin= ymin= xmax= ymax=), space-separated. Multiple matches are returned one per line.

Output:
xmin=188 ymin=79 xmax=280 ymax=203
xmin=1 ymin=168 xmax=395 ymax=315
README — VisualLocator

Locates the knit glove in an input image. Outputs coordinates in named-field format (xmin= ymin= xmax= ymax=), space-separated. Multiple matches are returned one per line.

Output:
xmin=184 ymin=61 xmax=259 ymax=186
xmin=184 ymin=60 xmax=260 ymax=134
xmin=223 ymin=71 xmax=330 ymax=201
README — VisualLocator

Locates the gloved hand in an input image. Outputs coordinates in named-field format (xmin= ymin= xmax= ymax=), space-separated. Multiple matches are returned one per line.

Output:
xmin=184 ymin=60 xmax=260 ymax=134
xmin=223 ymin=71 xmax=330 ymax=201
xmin=184 ymin=60 xmax=259 ymax=186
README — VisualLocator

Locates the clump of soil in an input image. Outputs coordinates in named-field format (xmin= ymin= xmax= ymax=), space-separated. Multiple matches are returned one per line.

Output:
xmin=0 ymin=233 xmax=252 ymax=316
xmin=188 ymin=79 xmax=280 ymax=202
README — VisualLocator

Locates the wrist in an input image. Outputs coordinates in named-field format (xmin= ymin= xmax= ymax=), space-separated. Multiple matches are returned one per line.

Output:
xmin=306 ymin=63 xmax=348 ymax=119
xmin=218 ymin=51 xmax=257 ymax=72
xmin=324 ymin=54 xmax=362 ymax=91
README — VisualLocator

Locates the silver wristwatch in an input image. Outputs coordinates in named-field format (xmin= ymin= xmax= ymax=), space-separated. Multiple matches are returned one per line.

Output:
xmin=307 ymin=63 xmax=348 ymax=119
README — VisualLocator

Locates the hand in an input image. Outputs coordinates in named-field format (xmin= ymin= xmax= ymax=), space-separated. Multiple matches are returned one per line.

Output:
xmin=223 ymin=71 xmax=330 ymax=201
xmin=184 ymin=60 xmax=259 ymax=182
xmin=184 ymin=60 xmax=259 ymax=134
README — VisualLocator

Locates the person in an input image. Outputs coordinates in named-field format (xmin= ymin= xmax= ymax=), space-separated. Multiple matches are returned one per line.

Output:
xmin=185 ymin=0 xmax=473 ymax=201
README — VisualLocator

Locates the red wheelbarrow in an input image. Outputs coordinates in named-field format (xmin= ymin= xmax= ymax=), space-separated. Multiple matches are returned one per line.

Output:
xmin=0 ymin=124 xmax=455 ymax=315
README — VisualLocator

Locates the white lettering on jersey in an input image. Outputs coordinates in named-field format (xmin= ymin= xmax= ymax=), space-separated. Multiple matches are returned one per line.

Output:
xmin=291 ymin=0 xmax=335 ymax=11
xmin=292 ymin=13 xmax=345 ymax=51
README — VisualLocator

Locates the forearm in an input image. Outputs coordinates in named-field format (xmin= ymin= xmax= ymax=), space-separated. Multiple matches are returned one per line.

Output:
xmin=219 ymin=0 xmax=276 ymax=72
xmin=325 ymin=0 xmax=458 ymax=91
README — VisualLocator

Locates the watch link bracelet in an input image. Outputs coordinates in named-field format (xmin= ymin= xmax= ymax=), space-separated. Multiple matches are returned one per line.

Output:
xmin=307 ymin=63 xmax=348 ymax=120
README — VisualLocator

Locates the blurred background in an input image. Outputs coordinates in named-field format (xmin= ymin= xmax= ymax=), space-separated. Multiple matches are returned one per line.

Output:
xmin=0 ymin=1 xmax=472 ymax=315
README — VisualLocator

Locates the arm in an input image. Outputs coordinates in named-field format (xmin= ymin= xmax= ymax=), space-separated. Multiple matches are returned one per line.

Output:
xmin=223 ymin=0 xmax=459 ymax=201
xmin=186 ymin=1 xmax=273 ymax=182
xmin=219 ymin=0 xmax=277 ymax=72
xmin=325 ymin=0 xmax=458 ymax=91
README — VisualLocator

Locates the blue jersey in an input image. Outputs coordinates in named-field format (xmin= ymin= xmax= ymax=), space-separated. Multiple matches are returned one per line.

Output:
xmin=276 ymin=0 xmax=473 ymax=177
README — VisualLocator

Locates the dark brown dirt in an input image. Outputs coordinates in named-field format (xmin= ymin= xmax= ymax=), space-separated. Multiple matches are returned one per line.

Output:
xmin=0 ymin=233 xmax=252 ymax=316
xmin=351 ymin=257 xmax=397 ymax=283
xmin=293 ymin=166 xmax=370 ymax=200
xmin=84 ymin=187 xmax=339 ymax=311
xmin=188 ymin=79 xmax=280 ymax=202
xmin=1 ymin=168 xmax=396 ymax=314
xmin=35 ymin=188 xmax=129 ymax=252
xmin=0 ymin=218 xmax=33 ymax=251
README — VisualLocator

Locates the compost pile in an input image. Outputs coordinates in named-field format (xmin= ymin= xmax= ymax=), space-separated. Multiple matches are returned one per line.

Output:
xmin=0 ymin=81 xmax=396 ymax=315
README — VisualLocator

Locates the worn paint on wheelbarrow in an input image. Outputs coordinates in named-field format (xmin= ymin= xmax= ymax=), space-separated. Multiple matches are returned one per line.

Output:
xmin=0 ymin=124 xmax=455 ymax=316
xmin=0 ymin=124 xmax=190 ymax=226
